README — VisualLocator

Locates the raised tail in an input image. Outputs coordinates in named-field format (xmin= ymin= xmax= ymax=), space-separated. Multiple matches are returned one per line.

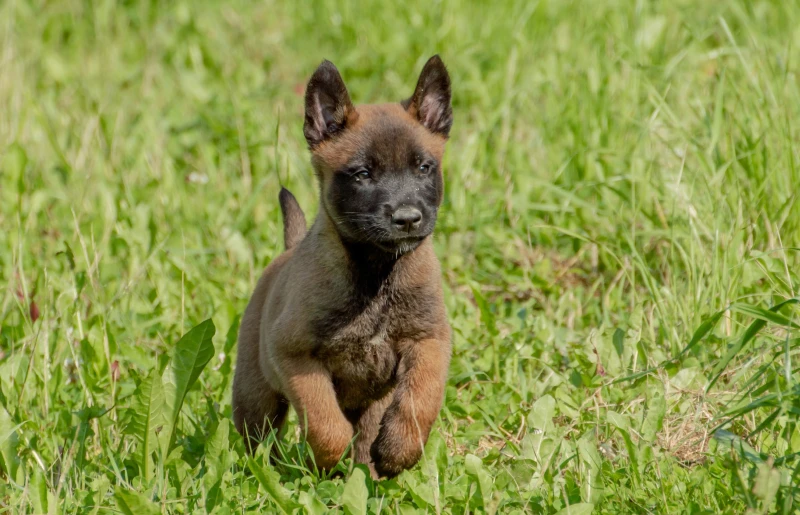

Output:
xmin=278 ymin=187 xmax=307 ymax=250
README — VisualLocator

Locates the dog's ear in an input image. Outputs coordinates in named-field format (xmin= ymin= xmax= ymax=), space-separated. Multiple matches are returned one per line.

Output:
xmin=402 ymin=55 xmax=453 ymax=138
xmin=304 ymin=60 xmax=357 ymax=148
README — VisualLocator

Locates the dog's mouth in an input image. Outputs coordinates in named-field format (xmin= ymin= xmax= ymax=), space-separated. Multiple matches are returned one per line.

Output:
xmin=374 ymin=235 xmax=426 ymax=254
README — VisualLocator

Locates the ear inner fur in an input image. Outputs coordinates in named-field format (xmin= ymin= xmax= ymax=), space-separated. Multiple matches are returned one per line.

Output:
xmin=404 ymin=55 xmax=453 ymax=137
xmin=303 ymin=60 xmax=359 ymax=148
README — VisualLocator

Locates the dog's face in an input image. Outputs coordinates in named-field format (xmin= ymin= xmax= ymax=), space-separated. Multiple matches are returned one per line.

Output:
xmin=303 ymin=56 xmax=452 ymax=254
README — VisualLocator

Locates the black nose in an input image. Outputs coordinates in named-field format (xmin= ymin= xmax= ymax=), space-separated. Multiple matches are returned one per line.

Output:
xmin=391 ymin=207 xmax=422 ymax=232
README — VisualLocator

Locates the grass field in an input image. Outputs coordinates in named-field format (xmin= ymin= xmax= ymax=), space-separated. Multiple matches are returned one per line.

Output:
xmin=2 ymin=0 xmax=800 ymax=512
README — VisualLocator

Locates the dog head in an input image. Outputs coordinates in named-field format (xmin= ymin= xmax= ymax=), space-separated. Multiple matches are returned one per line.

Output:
xmin=303 ymin=56 xmax=452 ymax=255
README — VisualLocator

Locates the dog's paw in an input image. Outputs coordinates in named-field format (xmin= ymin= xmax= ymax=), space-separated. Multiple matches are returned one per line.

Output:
xmin=369 ymin=411 xmax=424 ymax=478
xmin=307 ymin=424 xmax=355 ymax=471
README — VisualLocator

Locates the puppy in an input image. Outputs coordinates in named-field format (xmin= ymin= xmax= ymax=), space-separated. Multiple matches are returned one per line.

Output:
xmin=232 ymin=55 xmax=453 ymax=479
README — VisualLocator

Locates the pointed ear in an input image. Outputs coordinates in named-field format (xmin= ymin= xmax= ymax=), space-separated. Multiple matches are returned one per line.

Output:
xmin=402 ymin=55 xmax=453 ymax=137
xmin=303 ymin=60 xmax=358 ymax=148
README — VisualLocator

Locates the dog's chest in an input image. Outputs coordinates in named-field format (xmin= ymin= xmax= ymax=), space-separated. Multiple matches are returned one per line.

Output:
xmin=312 ymin=288 xmax=415 ymax=409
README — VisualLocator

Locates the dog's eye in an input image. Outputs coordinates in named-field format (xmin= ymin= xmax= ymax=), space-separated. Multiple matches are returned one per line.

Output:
xmin=353 ymin=168 xmax=371 ymax=181
xmin=419 ymin=164 xmax=431 ymax=175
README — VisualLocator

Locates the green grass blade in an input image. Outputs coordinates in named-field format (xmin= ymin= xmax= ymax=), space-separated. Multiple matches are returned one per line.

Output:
xmin=708 ymin=299 xmax=799 ymax=392
xmin=729 ymin=302 xmax=800 ymax=330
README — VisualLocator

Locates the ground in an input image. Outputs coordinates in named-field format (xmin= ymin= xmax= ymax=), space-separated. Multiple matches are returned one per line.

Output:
xmin=1 ymin=0 xmax=800 ymax=513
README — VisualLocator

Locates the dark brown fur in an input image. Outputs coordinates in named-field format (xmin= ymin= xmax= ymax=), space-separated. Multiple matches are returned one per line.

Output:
xmin=232 ymin=56 xmax=453 ymax=478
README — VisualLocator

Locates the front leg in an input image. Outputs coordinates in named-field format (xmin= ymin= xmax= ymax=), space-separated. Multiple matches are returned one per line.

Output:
xmin=371 ymin=338 xmax=451 ymax=477
xmin=279 ymin=357 xmax=354 ymax=470
xmin=351 ymin=391 xmax=393 ymax=479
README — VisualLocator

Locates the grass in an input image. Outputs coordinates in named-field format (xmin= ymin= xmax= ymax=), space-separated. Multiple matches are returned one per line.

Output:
xmin=1 ymin=0 xmax=800 ymax=512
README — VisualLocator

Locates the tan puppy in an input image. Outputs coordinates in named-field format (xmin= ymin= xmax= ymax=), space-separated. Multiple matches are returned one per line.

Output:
xmin=232 ymin=56 xmax=453 ymax=478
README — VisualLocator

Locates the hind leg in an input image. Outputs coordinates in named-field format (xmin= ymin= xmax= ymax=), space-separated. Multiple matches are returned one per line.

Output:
xmin=233 ymin=374 xmax=288 ymax=452
xmin=352 ymin=392 xmax=393 ymax=479
xmin=233 ymin=263 xmax=291 ymax=452
xmin=232 ymin=352 xmax=288 ymax=452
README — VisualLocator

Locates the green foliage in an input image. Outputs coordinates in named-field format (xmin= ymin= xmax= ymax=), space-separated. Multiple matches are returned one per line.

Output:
xmin=114 ymin=487 xmax=161 ymax=515
xmin=2 ymin=0 xmax=800 ymax=512
xmin=161 ymin=318 xmax=216 ymax=453
xmin=125 ymin=368 xmax=166 ymax=481
xmin=342 ymin=467 xmax=369 ymax=515
xmin=249 ymin=454 xmax=302 ymax=513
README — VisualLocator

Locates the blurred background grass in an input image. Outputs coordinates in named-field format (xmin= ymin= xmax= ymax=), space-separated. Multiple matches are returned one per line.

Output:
xmin=1 ymin=0 xmax=800 ymax=513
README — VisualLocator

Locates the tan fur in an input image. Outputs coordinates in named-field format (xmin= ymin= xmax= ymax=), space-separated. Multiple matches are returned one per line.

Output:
xmin=233 ymin=210 xmax=450 ymax=473
xmin=233 ymin=59 xmax=452 ymax=478
xmin=313 ymin=104 xmax=446 ymax=175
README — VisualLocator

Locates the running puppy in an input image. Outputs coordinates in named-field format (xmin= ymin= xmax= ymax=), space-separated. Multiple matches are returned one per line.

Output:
xmin=232 ymin=56 xmax=453 ymax=478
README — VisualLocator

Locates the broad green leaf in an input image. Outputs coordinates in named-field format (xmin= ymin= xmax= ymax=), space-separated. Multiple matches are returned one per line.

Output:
xmin=554 ymin=503 xmax=595 ymax=515
xmin=465 ymin=454 xmax=494 ymax=511
xmin=87 ymin=475 xmax=111 ymax=515
xmin=425 ymin=429 xmax=448 ymax=481
xmin=470 ymin=286 xmax=498 ymax=336
xmin=593 ymin=329 xmax=622 ymax=376
xmin=114 ymin=487 xmax=160 ymax=515
xmin=342 ymin=467 xmax=369 ymax=515
xmin=528 ymin=394 xmax=556 ymax=433
xmin=626 ymin=305 xmax=643 ymax=348
xmin=577 ymin=435 xmax=603 ymax=503
xmin=248 ymin=456 xmax=298 ymax=513
xmin=612 ymin=328 xmax=624 ymax=358
xmin=74 ymin=405 xmax=109 ymax=472
xmin=204 ymin=419 xmax=230 ymax=487
xmin=125 ymin=368 xmax=166 ymax=482
xmin=753 ymin=462 xmax=781 ymax=504
xmin=398 ymin=504 xmax=426 ymax=515
xmin=31 ymin=469 xmax=48 ymax=515
xmin=204 ymin=419 xmax=231 ymax=512
xmin=607 ymin=411 xmax=640 ymax=482
xmin=421 ymin=430 xmax=447 ymax=511
xmin=606 ymin=410 xmax=628 ymax=431
xmin=405 ymin=474 xmax=436 ymax=509
xmin=298 ymin=491 xmax=327 ymax=515
xmin=640 ymin=380 xmax=666 ymax=442
xmin=161 ymin=319 xmax=216 ymax=454
xmin=0 ymin=405 xmax=21 ymax=482
xmin=713 ymin=429 xmax=764 ymax=464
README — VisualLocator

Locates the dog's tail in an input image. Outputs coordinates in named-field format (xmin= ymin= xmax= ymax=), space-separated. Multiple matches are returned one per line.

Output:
xmin=278 ymin=187 xmax=307 ymax=250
